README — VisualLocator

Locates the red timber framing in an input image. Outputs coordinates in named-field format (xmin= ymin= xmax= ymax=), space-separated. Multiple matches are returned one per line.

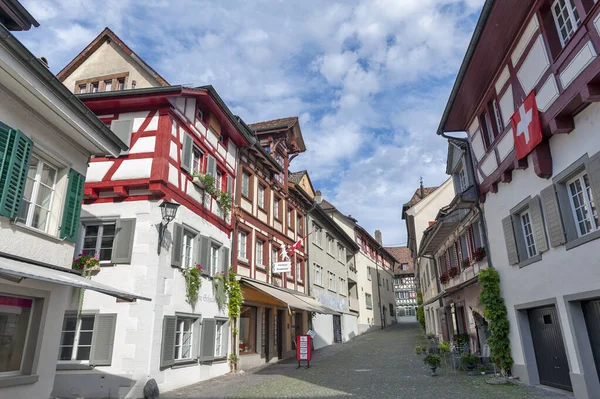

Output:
xmin=441 ymin=0 xmax=600 ymax=199
xmin=232 ymin=119 xmax=309 ymax=292
xmin=79 ymin=86 xmax=251 ymax=235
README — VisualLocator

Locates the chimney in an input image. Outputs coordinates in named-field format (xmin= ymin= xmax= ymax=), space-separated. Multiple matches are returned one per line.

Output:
xmin=420 ymin=176 xmax=424 ymax=198
xmin=38 ymin=56 xmax=49 ymax=69
xmin=375 ymin=230 xmax=382 ymax=245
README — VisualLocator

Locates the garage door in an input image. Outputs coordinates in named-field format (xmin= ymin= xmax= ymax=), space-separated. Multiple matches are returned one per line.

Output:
xmin=528 ymin=306 xmax=572 ymax=391
xmin=582 ymin=299 xmax=600 ymax=382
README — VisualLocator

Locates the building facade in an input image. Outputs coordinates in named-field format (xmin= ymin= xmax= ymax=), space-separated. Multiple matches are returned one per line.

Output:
xmin=402 ymin=180 xmax=454 ymax=338
xmin=439 ymin=1 xmax=600 ymax=396
xmin=0 ymin=9 xmax=147 ymax=399
xmin=52 ymin=30 xmax=251 ymax=397
xmin=385 ymin=247 xmax=417 ymax=322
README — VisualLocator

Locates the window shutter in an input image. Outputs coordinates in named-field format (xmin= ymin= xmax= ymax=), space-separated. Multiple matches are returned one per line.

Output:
xmin=220 ymin=246 xmax=229 ymax=275
xmin=110 ymin=120 xmax=134 ymax=154
xmin=227 ymin=175 xmax=233 ymax=195
xmin=528 ymin=195 xmax=548 ymax=253
xmin=111 ymin=219 xmax=136 ymax=263
xmin=200 ymin=318 xmax=216 ymax=362
xmin=192 ymin=318 xmax=201 ymax=359
xmin=0 ymin=126 xmax=32 ymax=220
xmin=541 ymin=185 xmax=566 ymax=247
xmin=89 ymin=313 xmax=117 ymax=366
xmin=221 ymin=320 xmax=230 ymax=357
xmin=586 ymin=151 xmax=600 ymax=209
xmin=60 ymin=169 xmax=85 ymax=242
xmin=160 ymin=315 xmax=177 ymax=369
xmin=502 ymin=215 xmax=519 ymax=265
xmin=206 ymin=155 xmax=217 ymax=178
xmin=198 ymin=235 xmax=210 ymax=274
xmin=181 ymin=133 xmax=193 ymax=173
xmin=171 ymin=223 xmax=183 ymax=268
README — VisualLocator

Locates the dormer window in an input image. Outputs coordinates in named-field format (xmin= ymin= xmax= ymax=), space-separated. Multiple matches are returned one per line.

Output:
xmin=457 ymin=163 xmax=468 ymax=192
xmin=551 ymin=0 xmax=580 ymax=47
xmin=79 ymin=84 xmax=87 ymax=94
xmin=91 ymin=82 xmax=99 ymax=93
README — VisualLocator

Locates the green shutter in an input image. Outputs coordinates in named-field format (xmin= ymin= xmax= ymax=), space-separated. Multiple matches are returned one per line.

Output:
xmin=60 ymin=169 xmax=85 ymax=242
xmin=0 ymin=125 xmax=33 ymax=220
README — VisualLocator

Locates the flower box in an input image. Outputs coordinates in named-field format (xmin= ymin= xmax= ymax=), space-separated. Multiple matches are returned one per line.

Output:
xmin=440 ymin=272 xmax=450 ymax=285
xmin=448 ymin=266 xmax=459 ymax=278
xmin=472 ymin=247 xmax=486 ymax=262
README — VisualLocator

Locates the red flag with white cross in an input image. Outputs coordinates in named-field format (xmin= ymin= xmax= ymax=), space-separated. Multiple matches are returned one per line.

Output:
xmin=511 ymin=91 xmax=542 ymax=160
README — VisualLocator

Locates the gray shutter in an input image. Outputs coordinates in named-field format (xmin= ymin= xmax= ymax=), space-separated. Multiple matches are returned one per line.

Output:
xmin=586 ymin=151 xmax=600 ymax=208
xmin=171 ymin=223 xmax=183 ymax=268
xmin=221 ymin=246 xmax=230 ymax=275
xmin=222 ymin=320 xmax=230 ymax=357
xmin=502 ymin=216 xmax=519 ymax=265
xmin=89 ymin=314 xmax=117 ymax=366
xmin=192 ymin=318 xmax=201 ymax=359
xmin=541 ymin=185 xmax=566 ymax=247
xmin=181 ymin=133 xmax=193 ymax=173
xmin=200 ymin=318 xmax=216 ymax=362
xmin=227 ymin=175 xmax=233 ymax=195
xmin=207 ymin=155 xmax=217 ymax=178
xmin=160 ymin=316 xmax=177 ymax=369
xmin=110 ymin=120 xmax=133 ymax=154
xmin=528 ymin=195 xmax=548 ymax=253
xmin=111 ymin=219 xmax=136 ymax=263
xmin=199 ymin=235 xmax=210 ymax=275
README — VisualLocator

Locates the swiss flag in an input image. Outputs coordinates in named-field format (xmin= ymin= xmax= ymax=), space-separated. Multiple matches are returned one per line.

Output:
xmin=511 ymin=91 xmax=542 ymax=160
xmin=289 ymin=232 xmax=311 ymax=255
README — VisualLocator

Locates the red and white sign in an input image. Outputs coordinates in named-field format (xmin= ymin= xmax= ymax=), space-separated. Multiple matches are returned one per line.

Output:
xmin=296 ymin=334 xmax=311 ymax=361
xmin=511 ymin=91 xmax=542 ymax=160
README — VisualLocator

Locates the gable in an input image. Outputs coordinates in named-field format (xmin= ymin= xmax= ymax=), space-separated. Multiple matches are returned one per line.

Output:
xmin=61 ymin=39 xmax=163 ymax=93
xmin=297 ymin=174 xmax=314 ymax=197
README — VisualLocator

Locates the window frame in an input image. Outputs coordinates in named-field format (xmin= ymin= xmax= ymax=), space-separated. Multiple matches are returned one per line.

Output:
xmin=237 ymin=231 xmax=248 ymax=262
xmin=312 ymin=223 xmax=323 ymax=248
xmin=257 ymin=184 xmax=266 ymax=209
xmin=255 ymin=240 xmax=264 ymax=268
xmin=174 ymin=315 xmax=195 ymax=362
xmin=0 ymin=294 xmax=35 ymax=376
xmin=192 ymin=145 xmax=204 ymax=175
xmin=551 ymin=0 xmax=581 ymax=47
xmin=241 ymin=171 xmax=251 ymax=199
xmin=313 ymin=263 xmax=323 ymax=287
xmin=58 ymin=314 xmax=95 ymax=363
xmin=566 ymin=172 xmax=599 ymax=237
xmin=79 ymin=221 xmax=117 ymax=263
xmin=214 ymin=319 xmax=227 ymax=358
xmin=182 ymin=230 xmax=195 ymax=269
xmin=273 ymin=196 xmax=280 ymax=220
xmin=326 ymin=234 xmax=335 ymax=256
xmin=17 ymin=153 xmax=58 ymax=233
xmin=519 ymin=209 xmax=538 ymax=258
xmin=327 ymin=271 xmax=336 ymax=292
xmin=365 ymin=293 xmax=373 ymax=310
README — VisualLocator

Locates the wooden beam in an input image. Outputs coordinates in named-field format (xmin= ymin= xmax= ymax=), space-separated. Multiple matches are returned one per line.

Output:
xmin=490 ymin=183 xmax=498 ymax=193
xmin=532 ymin=140 xmax=553 ymax=179
xmin=501 ymin=170 xmax=513 ymax=183
xmin=84 ymin=187 xmax=98 ymax=200
xmin=515 ymin=157 xmax=528 ymax=169
xmin=113 ymin=186 xmax=128 ymax=197
xmin=549 ymin=116 xmax=575 ymax=135
xmin=580 ymin=83 xmax=600 ymax=102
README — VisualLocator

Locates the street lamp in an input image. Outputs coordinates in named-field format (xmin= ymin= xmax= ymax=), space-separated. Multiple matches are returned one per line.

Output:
xmin=157 ymin=200 xmax=180 ymax=254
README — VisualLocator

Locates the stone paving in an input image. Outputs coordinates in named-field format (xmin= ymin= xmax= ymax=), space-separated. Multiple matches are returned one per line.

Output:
xmin=162 ymin=323 xmax=575 ymax=399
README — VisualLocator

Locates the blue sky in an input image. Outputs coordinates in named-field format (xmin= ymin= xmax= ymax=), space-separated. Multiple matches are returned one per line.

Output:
xmin=17 ymin=0 xmax=483 ymax=246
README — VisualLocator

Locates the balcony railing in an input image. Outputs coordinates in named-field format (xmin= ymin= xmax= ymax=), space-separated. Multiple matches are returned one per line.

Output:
xmin=439 ymin=257 xmax=488 ymax=291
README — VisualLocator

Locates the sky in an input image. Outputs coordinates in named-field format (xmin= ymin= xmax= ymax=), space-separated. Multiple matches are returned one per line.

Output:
xmin=17 ymin=0 xmax=483 ymax=247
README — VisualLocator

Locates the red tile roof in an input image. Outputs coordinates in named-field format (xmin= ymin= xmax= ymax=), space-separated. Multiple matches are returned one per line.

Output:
xmin=248 ymin=116 xmax=298 ymax=132
xmin=404 ymin=186 xmax=439 ymax=208
xmin=384 ymin=246 xmax=414 ymax=274
xmin=288 ymin=170 xmax=306 ymax=184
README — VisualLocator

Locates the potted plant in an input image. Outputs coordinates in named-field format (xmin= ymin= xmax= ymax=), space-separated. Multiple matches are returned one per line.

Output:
xmin=423 ymin=354 xmax=441 ymax=376
xmin=182 ymin=264 xmax=203 ymax=305
xmin=461 ymin=258 xmax=471 ymax=269
xmin=426 ymin=333 xmax=435 ymax=340
xmin=448 ymin=266 xmax=459 ymax=278
xmin=239 ymin=340 xmax=246 ymax=352
xmin=472 ymin=247 xmax=486 ymax=262
xmin=228 ymin=353 xmax=239 ymax=373
xmin=72 ymin=254 xmax=101 ymax=274
xmin=415 ymin=345 xmax=423 ymax=355
xmin=439 ymin=272 xmax=450 ymax=285
xmin=461 ymin=353 xmax=479 ymax=375
xmin=476 ymin=365 xmax=487 ymax=376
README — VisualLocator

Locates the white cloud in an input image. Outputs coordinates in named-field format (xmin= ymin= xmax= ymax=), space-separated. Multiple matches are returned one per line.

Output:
xmin=17 ymin=0 xmax=484 ymax=245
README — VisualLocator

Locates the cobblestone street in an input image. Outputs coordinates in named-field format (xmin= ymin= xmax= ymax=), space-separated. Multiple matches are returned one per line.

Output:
xmin=163 ymin=323 xmax=575 ymax=399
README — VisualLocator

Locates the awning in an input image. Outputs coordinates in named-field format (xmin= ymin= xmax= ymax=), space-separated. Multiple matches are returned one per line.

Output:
xmin=294 ymin=295 xmax=340 ymax=315
xmin=241 ymin=279 xmax=322 ymax=313
xmin=0 ymin=256 xmax=151 ymax=301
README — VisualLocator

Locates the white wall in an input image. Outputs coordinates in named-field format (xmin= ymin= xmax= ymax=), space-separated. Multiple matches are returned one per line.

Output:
xmin=53 ymin=200 xmax=232 ymax=398
xmin=313 ymin=314 xmax=333 ymax=349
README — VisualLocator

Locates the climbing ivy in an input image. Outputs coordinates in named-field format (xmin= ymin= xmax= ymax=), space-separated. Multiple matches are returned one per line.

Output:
xmin=225 ymin=267 xmax=243 ymax=319
xmin=416 ymin=291 xmax=426 ymax=330
xmin=478 ymin=267 xmax=513 ymax=375
xmin=212 ymin=273 xmax=228 ymax=311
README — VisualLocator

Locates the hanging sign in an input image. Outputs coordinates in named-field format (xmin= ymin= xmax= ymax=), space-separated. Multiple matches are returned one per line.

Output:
xmin=273 ymin=262 xmax=291 ymax=273
xmin=511 ymin=90 xmax=542 ymax=160
xmin=296 ymin=334 xmax=311 ymax=368
xmin=307 ymin=329 xmax=316 ymax=339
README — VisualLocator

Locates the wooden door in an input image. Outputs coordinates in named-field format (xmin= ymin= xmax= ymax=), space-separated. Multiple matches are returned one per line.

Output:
xmin=582 ymin=299 xmax=600 ymax=382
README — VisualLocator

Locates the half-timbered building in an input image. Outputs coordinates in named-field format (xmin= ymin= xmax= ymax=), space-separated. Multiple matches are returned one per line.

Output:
xmin=439 ymin=1 xmax=600 ymax=396
xmin=52 ymin=31 xmax=249 ymax=398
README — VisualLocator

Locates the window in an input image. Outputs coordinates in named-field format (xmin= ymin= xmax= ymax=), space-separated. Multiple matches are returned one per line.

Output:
xmin=196 ymin=108 xmax=204 ymax=122
xmin=91 ymin=82 xmax=99 ymax=93
xmin=239 ymin=306 xmax=257 ymax=355
xmin=59 ymin=315 xmax=95 ymax=361
xmin=339 ymin=277 xmax=346 ymax=296
xmin=287 ymin=207 xmax=293 ymax=229
xmin=238 ymin=231 xmax=247 ymax=260
xmin=104 ymin=80 xmax=112 ymax=92
xmin=328 ymin=271 xmax=336 ymax=291
xmin=271 ymin=247 xmax=279 ymax=268
xmin=326 ymin=234 xmax=334 ymax=255
xmin=131 ymin=80 xmax=137 ymax=89
xmin=567 ymin=173 xmax=598 ymax=237
xmin=0 ymin=295 xmax=33 ymax=372
xmin=214 ymin=320 xmax=226 ymax=357
xmin=175 ymin=318 xmax=194 ymax=360
xmin=401 ymin=263 xmax=408 ymax=271
xmin=552 ymin=0 xmax=580 ymax=46
xmin=80 ymin=223 xmax=116 ymax=262
xmin=258 ymin=185 xmax=265 ymax=209
xmin=456 ymin=162 xmax=468 ymax=192
xmin=256 ymin=240 xmax=264 ymax=267
xmin=117 ymin=78 xmax=125 ymax=90
xmin=338 ymin=244 xmax=344 ymax=262
xmin=210 ymin=244 xmax=219 ymax=275
xmin=313 ymin=223 xmax=323 ymax=247
xmin=297 ymin=214 xmax=303 ymax=235
xmin=481 ymin=111 xmax=494 ymax=147
xmin=192 ymin=146 xmax=203 ymax=174
xmin=520 ymin=210 xmax=537 ymax=258
xmin=241 ymin=172 xmax=250 ymax=198
xmin=78 ymin=84 xmax=87 ymax=93
xmin=17 ymin=155 xmax=57 ymax=232
xmin=182 ymin=231 xmax=195 ymax=269
xmin=492 ymin=99 xmax=503 ymax=132
xmin=367 ymin=267 xmax=372 ymax=281
xmin=314 ymin=263 xmax=323 ymax=286
xmin=390 ymin=304 xmax=394 ymax=317
xmin=273 ymin=197 xmax=280 ymax=219
xmin=296 ymin=261 xmax=302 ymax=281
xmin=365 ymin=293 xmax=373 ymax=310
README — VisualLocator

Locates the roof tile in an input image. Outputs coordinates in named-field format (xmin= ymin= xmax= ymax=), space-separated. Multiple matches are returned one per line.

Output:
xmin=248 ymin=116 xmax=298 ymax=132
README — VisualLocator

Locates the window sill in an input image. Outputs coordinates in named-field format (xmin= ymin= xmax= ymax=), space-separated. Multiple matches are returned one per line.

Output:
xmin=328 ymin=289 xmax=337 ymax=293
xmin=56 ymin=363 xmax=93 ymax=370
xmin=517 ymin=254 xmax=542 ymax=269
xmin=314 ymin=283 xmax=324 ymax=288
xmin=238 ymin=258 xmax=249 ymax=266
xmin=11 ymin=222 xmax=61 ymax=243
xmin=313 ymin=243 xmax=323 ymax=250
xmin=0 ymin=374 xmax=39 ymax=388
xmin=327 ymin=253 xmax=335 ymax=259
xmin=213 ymin=357 xmax=227 ymax=364
xmin=172 ymin=360 xmax=198 ymax=369
xmin=241 ymin=194 xmax=252 ymax=202
xmin=566 ymin=229 xmax=600 ymax=251
xmin=256 ymin=265 xmax=267 ymax=272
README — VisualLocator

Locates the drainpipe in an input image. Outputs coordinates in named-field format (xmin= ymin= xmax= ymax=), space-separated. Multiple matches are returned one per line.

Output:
xmin=375 ymin=245 xmax=384 ymax=329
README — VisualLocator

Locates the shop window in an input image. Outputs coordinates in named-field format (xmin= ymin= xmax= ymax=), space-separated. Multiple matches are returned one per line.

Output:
xmin=239 ymin=306 xmax=257 ymax=355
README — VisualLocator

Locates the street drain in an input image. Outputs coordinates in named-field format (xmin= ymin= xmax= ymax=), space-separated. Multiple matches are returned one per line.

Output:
xmin=354 ymin=369 xmax=372 ymax=372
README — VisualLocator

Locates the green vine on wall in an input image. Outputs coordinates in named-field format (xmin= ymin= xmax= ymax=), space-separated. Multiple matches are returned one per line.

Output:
xmin=225 ymin=267 xmax=243 ymax=320
xmin=194 ymin=173 xmax=233 ymax=215
xmin=478 ymin=267 xmax=513 ymax=375
xmin=182 ymin=264 xmax=203 ymax=305
xmin=212 ymin=272 xmax=228 ymax=311
xmin=416 ymin=291 xmax=425 ymax=330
